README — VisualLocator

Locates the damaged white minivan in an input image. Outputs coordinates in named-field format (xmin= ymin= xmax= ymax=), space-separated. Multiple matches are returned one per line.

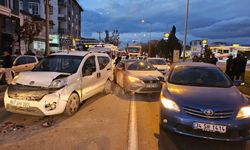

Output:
xmin=4 ymin=51 xmax=113 ymax=116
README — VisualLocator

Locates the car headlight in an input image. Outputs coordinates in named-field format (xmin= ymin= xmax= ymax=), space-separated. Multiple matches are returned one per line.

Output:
xmin=49 ymin=78 xmax=67 ymax=89
xmin=128 ymin=76 xmax=143 ymax=83
xmin=236 ymin=105 xmax=250 ymax=120
xmin=161 ymin=95 xmax=180 ymax=112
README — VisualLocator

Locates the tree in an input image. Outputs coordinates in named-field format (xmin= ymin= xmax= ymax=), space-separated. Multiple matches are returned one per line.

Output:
xmin=204 ymin=45 xmax=212 ymax=62
xmin=17 ymin=19 xmax=43 ymax=52
xmin=156 ymin=39 xmax=168 ymax=58
xmin=104 ymin=30 xmax=110 ymax=43
xmin=104 ymin=30 xmax=120 ymax=46
xmin=166 ymin=26 xmax=182 ymax=60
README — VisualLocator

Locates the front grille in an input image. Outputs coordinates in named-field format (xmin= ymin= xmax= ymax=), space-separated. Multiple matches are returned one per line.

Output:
xmin=143 ymin=80 xmax=160 ymax=84
xmin=8 ymin=84 xmax=57 ymax=101
xmin=183 ymin=106 xmax=234 ymax=119
xmin=6 ymin=104 xmax=44 ymax=116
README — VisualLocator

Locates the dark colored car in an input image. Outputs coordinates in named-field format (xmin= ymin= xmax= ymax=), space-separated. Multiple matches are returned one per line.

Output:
xmin=160 ymin=63 xmax=250 ymax=141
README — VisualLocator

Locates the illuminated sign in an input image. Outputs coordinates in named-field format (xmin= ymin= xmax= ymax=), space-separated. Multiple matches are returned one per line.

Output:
xmin=49 ymin=34 xmax=59 ymax=44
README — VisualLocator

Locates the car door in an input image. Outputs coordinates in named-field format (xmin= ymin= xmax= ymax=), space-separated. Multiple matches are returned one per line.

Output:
xmin=24 ymin=56 xmax=38 ymax=71
xmin=97 ymin=56 xmax=112 ymax=87
xmin=81 ymin=55 xmax=100 ymax=100
xmin=115 ymin=62 xmax=125 ymax=87
xmin=12 ymin=56 xmax=28 ymax=73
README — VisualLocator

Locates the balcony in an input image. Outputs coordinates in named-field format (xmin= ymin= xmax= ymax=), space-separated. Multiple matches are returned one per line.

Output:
xmin=58 ymin=28 xmax=66 ymax=34
xmin=58 ymin=14 xmax=66 ymax=21
xmin=58 ymin=0 xmax=66 ymax=7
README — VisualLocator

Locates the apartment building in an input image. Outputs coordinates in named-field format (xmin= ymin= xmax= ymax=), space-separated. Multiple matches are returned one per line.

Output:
xmin=0 ymin=0 xmax=19 ymax=54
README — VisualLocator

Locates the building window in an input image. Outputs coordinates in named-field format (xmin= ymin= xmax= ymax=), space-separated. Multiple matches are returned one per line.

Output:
xmin=28 ymin=2 xmax=39 ymax=15
xmin=49 ymin=5 xmax=53 ymax=15
xmin=19 ymin=0 xmax=23 ymax=10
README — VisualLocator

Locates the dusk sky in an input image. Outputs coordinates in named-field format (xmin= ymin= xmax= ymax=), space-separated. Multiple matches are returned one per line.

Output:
xmin=78 ymin=0 xmax=250 ymax=45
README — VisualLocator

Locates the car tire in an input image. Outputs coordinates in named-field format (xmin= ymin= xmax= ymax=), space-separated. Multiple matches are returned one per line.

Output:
xmin=104 ymin=80 xmax=112 ymax=95
xmin=64 ymin=93 xmax=80 ymax=116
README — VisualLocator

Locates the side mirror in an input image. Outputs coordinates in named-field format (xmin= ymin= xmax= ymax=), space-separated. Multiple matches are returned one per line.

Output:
xmin=158 ymin=76 xmax=165 ymax=82
xmin=234 ymin=80 xmax=242 ymax=86
xmin=83 ymin=68 xmax=93 ymax=76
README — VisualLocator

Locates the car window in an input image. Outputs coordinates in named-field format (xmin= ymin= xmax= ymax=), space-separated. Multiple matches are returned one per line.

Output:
xmin=15 ymin=57 xmax=26 ymax=66
xmin=25 ymin=57 xmax=37 ymax=64
xmin=97 ymin=56 xmax=110 ymax=70
xmin=169 ymin=66 xmax=232 ymax=87
xmin=83 ymin=56 xmax=96 ymax=73
xmin=33 ymin=55 xmax=84 ymax=74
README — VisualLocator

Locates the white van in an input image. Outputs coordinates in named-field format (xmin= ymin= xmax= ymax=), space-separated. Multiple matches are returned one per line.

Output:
xmin=4 ymin=51 xmax=113 ymax=116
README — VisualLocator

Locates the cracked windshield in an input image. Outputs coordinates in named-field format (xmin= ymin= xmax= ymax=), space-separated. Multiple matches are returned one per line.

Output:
xmin=0 ymin=0 xmax=250 ymax=150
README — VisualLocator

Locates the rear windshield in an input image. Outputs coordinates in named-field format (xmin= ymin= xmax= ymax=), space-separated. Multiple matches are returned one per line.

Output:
xmin=169 ymin=66 xmax=232 ymax=87
xmin=148 ymin=59 xmax=166 ymax=65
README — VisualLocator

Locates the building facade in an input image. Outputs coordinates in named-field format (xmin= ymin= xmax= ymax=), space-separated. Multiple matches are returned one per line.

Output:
xmin=0 ymin=0 xmax=19 ymax=54
xmin=19 ymin=0 xmax=46 ymax=55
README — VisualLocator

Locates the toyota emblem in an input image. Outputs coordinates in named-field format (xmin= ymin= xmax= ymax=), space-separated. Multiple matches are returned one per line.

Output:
xmin=203 ymin=109 xmax=214 ymax=116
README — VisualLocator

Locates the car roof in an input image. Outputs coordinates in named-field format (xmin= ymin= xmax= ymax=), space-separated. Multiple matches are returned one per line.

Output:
xmin=51 ymin=51 xmax=109 ymax=57
xmin=147 ymin=57 xmax=165 ymax=59
xmin=173 ymin=62 xmax=217 ymax=68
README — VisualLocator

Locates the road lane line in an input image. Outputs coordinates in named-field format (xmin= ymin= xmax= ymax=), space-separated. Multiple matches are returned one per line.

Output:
xmin=128 ymin=94 xmax=138 ymax=150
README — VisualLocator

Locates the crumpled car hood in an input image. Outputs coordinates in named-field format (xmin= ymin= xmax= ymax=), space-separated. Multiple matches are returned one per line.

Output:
xmin=16 ymin=71 xmax=70 ymax=87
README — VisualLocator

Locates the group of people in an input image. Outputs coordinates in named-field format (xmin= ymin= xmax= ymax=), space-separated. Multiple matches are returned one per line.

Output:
xmin=192 ymin=54 xmax=218 ymax=65
xmin=225 ymin=53 xmax=247 ymax=82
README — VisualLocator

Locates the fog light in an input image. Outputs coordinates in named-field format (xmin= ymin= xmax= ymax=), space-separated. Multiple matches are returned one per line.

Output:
xmin=163 ymin=119 xmax=168 ymax=123
xmin=45 ymin=102 xmax=57 ymax=111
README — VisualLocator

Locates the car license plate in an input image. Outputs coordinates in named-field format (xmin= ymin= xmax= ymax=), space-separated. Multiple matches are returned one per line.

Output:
xmin=193 ymin=122 xmax=227 ymax=133
xmin=145 ymin=83 xmax=158 ymax=88
xmin=9 ymin=99 xmax=30 ymax=108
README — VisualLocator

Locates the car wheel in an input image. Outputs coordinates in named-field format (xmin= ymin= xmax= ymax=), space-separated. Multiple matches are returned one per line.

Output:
xmin=104 ymin=80 xmax=112 ymax=95
xmin=64 ymin=93 xmax=80 ymax=116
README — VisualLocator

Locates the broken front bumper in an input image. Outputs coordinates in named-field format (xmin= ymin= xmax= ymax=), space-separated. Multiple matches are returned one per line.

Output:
xmin=4 ymin=85 xmax=68 ymax=116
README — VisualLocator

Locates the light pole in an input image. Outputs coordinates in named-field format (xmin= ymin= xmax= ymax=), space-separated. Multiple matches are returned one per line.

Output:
xmin=45 ymin=0 xmax=50 ymax=56
xmin=141 ymin=19 xmax=152 ymax=57
xmin=183 ymin=0 xmax=189 ymax=62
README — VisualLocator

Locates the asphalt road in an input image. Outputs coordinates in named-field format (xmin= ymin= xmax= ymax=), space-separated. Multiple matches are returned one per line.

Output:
xmin=0 ymin=85 xmax=250 ymax=150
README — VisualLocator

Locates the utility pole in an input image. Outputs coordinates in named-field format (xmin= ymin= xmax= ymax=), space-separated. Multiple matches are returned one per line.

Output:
xmin=97 ymin=31 xmax=102 ymax=42
xmin=45 ymin=0 xmax=50 ymax=56
xmin=183 ymin=0 xmax=189 ymax=62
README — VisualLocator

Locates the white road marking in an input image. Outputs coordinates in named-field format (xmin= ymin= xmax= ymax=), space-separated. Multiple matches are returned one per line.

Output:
xmin=128 ymin=94 xmax=138 ymax=150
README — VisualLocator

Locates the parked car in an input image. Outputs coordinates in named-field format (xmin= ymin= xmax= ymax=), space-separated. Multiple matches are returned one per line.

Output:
xmin=4 ymin=51 xmax=113 ymax=116
xmin=160 ymin=62 xmax=250 ymax=141
xmin=0 ymin=55 xmax=38 ymax=76
xmin=147 ymin=58 xmax=170 ymax=75
xmin=114 ymin=59 xmax=164 ymax=93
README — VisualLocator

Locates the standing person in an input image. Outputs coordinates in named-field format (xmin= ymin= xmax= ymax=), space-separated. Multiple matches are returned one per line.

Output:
xmin=232 ymin=54 xmax=241 ymax=80
xmin=225 ymin=55 xmax=234 ymax=80
xmin=239 ymin=53 xmax=247 ymax=83
xmin=210 ymin=54 xmax=218 ymax=65
xmin=2 ymin=51 xmax=13 ymax=84
xmin=114 ymin=54 xmax=122 ymax=66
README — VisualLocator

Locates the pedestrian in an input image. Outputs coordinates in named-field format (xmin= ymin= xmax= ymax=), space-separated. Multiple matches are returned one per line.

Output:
xmin=192 ymin=55 xmax=199 ymax=62
xmin=232 ymin=54 xmax=241 ymax=80
xmin=2 ymin=51 xmax=13 ymax=84
xmin=239 ymin=53 xmax=247 ymax=83
xmin=210 ymin=54 xmax=218 ymax=65
xmin=114 ymin=54 xmax=122 ymax=66
xmin=225 ymin=55 xmax=234 ymax=80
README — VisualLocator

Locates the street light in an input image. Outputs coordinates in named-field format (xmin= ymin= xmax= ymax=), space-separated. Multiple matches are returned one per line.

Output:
xmin=183 ymin=0 xmax=189 ymax=62
xmin=141 ymin=19 xmax=152 ymax=57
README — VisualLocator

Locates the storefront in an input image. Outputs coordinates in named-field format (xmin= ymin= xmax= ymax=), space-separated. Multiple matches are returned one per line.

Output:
xmin=49 ymin=34 xmax=59 ymax=53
